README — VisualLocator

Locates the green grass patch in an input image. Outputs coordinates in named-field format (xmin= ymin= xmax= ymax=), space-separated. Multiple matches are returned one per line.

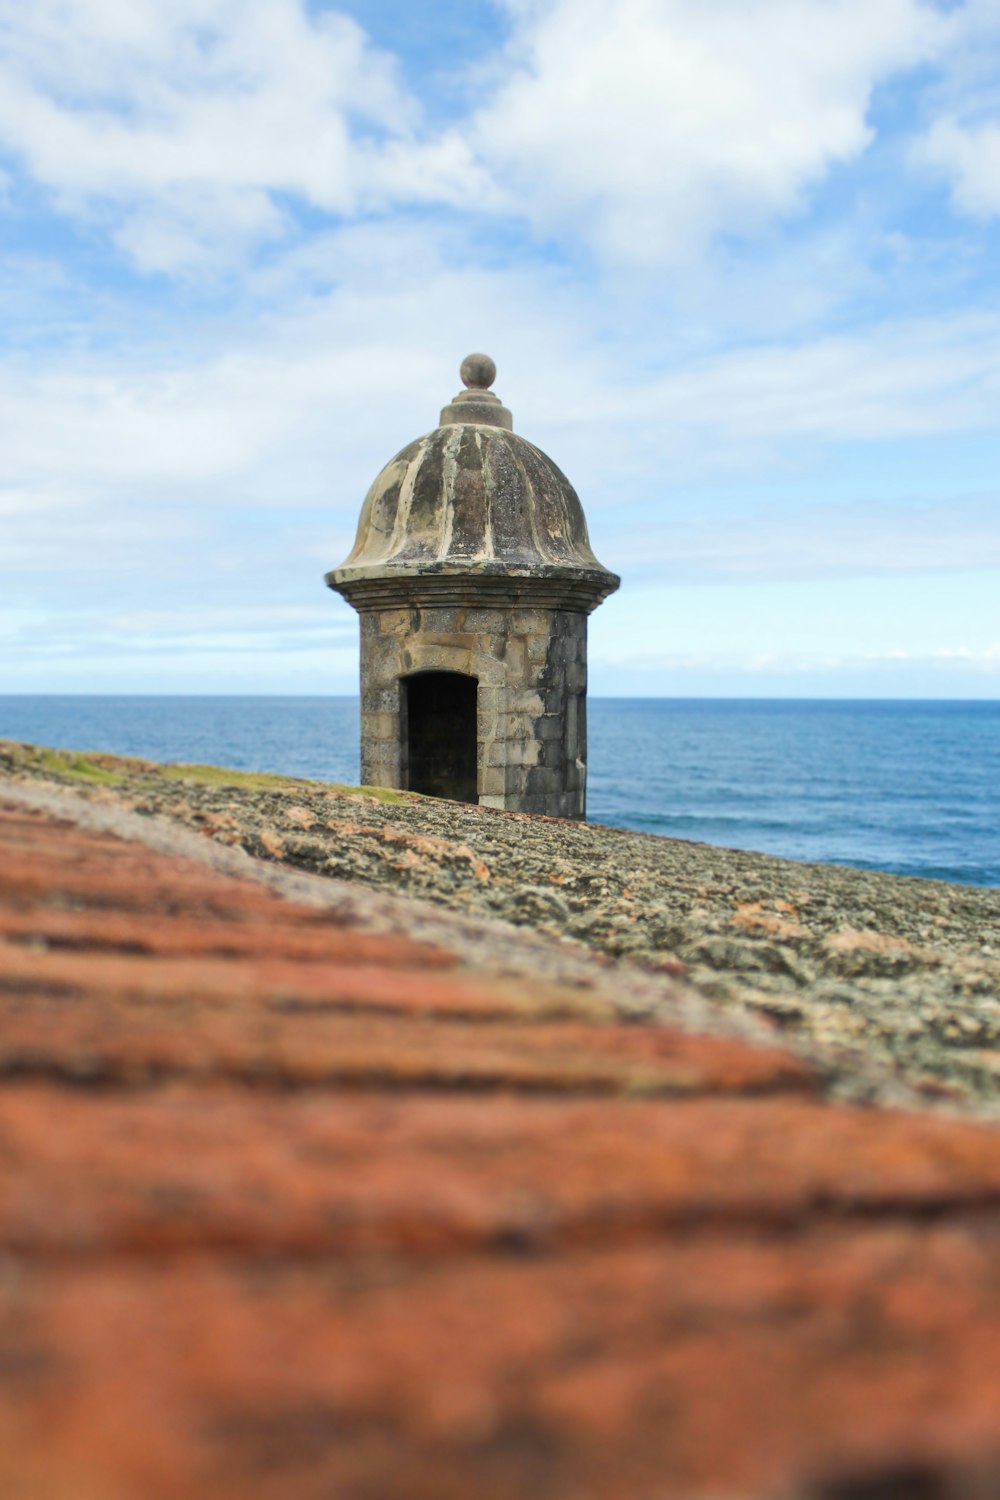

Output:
xmin=161 ymin=762 xmax=417 ymax=802
xmin=3 ymin=743 xmax=125 ymax=786
xmin=160 ymin=763 xmax=309 ymax=792
xmin=1 ymin=738 xmax=420 ymax=803
xmin=63 ymin=754 xmax=124 ymax=786
xmin=354 ymin=784 xmax=417 ymax=804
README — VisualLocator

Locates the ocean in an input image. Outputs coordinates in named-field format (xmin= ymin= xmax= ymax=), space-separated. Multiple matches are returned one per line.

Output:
xmin=0 ymin=696 xmax=997 ymax=888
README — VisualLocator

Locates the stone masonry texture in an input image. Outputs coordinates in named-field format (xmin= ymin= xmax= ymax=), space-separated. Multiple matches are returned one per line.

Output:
xmin=360 ymin=603 xmax=587 ymax=817
xmin=2 ymin=766 xmax=1000 ymax=1499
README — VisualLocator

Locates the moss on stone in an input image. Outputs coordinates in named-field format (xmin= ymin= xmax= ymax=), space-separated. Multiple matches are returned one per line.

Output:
xmin=160 ymin=763 xmax=310 ymax=792
xmin=0 ymin=739 xmax=418 ymax=805
xmin=2 ymin=743 xmax=125 ymax=786
xmin=161 ymin=762 xmax=416 ymax=802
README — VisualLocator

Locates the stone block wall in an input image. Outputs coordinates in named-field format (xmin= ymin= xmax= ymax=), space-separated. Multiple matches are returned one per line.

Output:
xmin=358 ymin=603 xmax=589 ymax=818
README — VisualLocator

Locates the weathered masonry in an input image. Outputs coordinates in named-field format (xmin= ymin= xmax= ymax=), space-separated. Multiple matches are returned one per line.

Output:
xmin=326 ymin=354 xmax=619 ymax=818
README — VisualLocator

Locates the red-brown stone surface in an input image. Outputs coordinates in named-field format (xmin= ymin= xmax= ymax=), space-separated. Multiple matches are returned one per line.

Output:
xmin=1 ymin=799 xmax=1000 ymax=1500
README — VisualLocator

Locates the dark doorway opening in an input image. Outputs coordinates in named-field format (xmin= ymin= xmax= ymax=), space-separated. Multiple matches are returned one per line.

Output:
xmin=404 ymin=671 xmax=478 ymax=803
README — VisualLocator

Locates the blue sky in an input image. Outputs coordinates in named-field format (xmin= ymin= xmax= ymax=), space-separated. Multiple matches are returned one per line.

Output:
xmin=1 ymin=0 xmax=998 ymax=697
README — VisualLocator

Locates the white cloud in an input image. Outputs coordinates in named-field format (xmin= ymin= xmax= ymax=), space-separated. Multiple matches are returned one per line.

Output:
xmin=521 ymin=309 xmax=1000 ymax=507
xmin=3 ymin=229 xmax=1000 ymax=593
xmin=0 ymin=182 xmax=997 ymax=694
xmin=646 ymin=312 xmax=1000 ymax=443
xmin=614 ymin=495 xmax=1000 ymax=583
xmin=931 ymin=642 xmax=1000 ymax=666
xmin=590 ymin=635 xmax=1000 ymax=678
xmin=0 ymin=0 xmax=486 ymax=271
xmin=0 ymin=1 xmax=995 ymax=701
xmin=475 ymin=0 xmax=944 ymax=261
xmin=0 ymin=0 xmax=957 ymax=275
xmin=921 ymin=116 xmax=1000 ymax=218
xmin=913 ymin=0 xmax=1000 ymax=218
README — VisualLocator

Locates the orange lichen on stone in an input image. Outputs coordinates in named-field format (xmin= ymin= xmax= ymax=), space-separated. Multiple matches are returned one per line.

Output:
xmin=1 ymin=797 xmax=1000 ymax=1500
xmin=824 ymin=927 xmax=920 ymax=954
xmin=321 ymin=817 xmax=493 ymax=881
xmin=732 ymin=901 xmax=808 ymax=940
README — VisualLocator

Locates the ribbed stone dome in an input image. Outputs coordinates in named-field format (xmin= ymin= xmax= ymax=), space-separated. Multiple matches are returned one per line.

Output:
xmin=326 ymin=357 xmax=619 ymax=612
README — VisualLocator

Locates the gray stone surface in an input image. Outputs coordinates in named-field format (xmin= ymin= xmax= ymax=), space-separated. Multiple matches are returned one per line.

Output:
xmin=348 ymin=603 xmax=591 ymax=817
xmin=0 ymin=772 xmax=771 ymax=1051
xmin=7 ymin=740 xmax=999 ymax=1117
xmin=327 ymin=356 xmax=619 ymax=818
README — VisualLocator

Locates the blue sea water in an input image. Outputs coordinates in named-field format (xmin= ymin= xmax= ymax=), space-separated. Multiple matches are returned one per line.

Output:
xmin=0 ymin=696 xmax=997 ymax=888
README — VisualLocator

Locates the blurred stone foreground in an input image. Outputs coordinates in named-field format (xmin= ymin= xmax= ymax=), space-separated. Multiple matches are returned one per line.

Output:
xmin=2 ymin=756 xmax=1000 ymax=1499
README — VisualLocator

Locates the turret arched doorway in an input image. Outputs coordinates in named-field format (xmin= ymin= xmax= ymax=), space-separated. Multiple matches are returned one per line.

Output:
xmin=403 ymin=671 xmax=478 ymax=803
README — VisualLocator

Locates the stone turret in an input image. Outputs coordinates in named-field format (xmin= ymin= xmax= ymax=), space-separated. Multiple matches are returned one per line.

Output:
xmin=326 ymin=354 xmax=619 ymax=818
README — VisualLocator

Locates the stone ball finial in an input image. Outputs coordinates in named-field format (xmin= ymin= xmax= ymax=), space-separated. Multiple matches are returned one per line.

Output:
xmin=460 ymin=352 xmax=496 ymax=390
